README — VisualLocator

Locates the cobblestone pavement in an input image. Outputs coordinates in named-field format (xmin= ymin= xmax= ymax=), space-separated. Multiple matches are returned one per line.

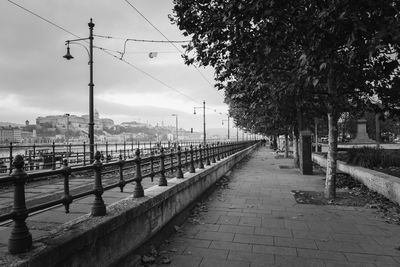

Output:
xmin=154 ymin=147 xmax=400 ymax=267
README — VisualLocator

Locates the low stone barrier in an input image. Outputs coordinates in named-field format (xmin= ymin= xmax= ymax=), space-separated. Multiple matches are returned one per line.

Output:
xmin=312 ymin=153 xmax=400 ymax=205
xmin=2 ymin=144 xmax=258 ymax=267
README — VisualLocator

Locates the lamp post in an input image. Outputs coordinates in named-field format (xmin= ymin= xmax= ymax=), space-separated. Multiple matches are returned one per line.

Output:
xmin=171 ymin=114 xmax=178 ymax=142
xmin=193 ymin=100 xmax=206 ymax=144
xmin=63 ymin=19 xmax=95 ymax=163
xmin=222 ymin=116 xmax=230 ymax=140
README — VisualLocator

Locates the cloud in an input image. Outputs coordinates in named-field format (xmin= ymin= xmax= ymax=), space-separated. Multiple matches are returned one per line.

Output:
xmin=0 ymin=0 xmax=228 ymax=132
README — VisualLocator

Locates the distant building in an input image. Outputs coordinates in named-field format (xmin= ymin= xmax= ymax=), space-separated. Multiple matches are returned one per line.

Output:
xmin=121 ymin=121 xmax=147 ymax=128
xmin=0 ymin=127 xmax=21 ymax=143
xmin=36 ymin=110 xmax=114 ymax=132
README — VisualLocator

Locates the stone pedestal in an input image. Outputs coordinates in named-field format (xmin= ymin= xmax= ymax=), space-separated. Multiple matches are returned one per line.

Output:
xmin=299 ymin=130 xmax=313 ymax=175
xmin=350 ymin=119 xmax=376 ymax=144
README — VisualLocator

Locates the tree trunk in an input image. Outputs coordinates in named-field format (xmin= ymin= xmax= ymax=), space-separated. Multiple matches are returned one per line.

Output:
xmin=314 ymin=118 xmax=318 ymax=152
xmin=293 ymin=128 xmax=299 ymax=167
xmin=325 ymin=113 xmax=338 ymax=198
xmin=376 ymin=113 xmax=380 ymax=148
xmin=325 ymin=63 xmax=338 ymax=199
xmin=284 ymin=134 xmax=289 ymax=158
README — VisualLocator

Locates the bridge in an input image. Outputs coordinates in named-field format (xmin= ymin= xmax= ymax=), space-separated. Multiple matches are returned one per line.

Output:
xmin=1 ymin=141 xmax=400 ymax=266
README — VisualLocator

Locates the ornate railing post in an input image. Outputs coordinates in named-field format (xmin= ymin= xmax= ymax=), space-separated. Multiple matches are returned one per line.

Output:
xmin=150 ymin=151 xmax=155 ymax=182
xmin=159 ymin=147 xmax=167 ymax=186
xmin=133 ymin=149 xmax=144 ymax=198
xmin=170 ymin=148 xmax=174 ymax=174
xmin=123 ymin=140 xmax=126 ymax=159
xmin=83 ymin=142 xmax=86 ymax=166
xmin=8 ymin=155 xmax=32 ymax=254
xmin=184 ymin=148 xmax=189 ymax=169
xmin=105 ymin=141 xmax=109 ymax=163
xmin=52 ymin=141 xmax=56 ymax=170
xmin=206 ymin=144 xmax=211 ymax=166
xmin=189 ymin=145 xmax=195 ymax=173
xmin=9 ymin=142 xmax=13 ymax=174
xmin=211 ymin=143 xmax=216 ymax=163
xmin=62 ymin=159 xmax=73 ymax=213
xmin=220 ymin=142 xmax=225 ymax=159
xmin=198 ymin=144 xmax=204 ymax=169
xmin=118 ymin=154 xmax=126 ymax=192
xmin=91 ymin=151 xmax=106 ymax=216
xmin=177 ymin=146 xmax=184 ymax=178
xmin=216 ymin=142 xmax=221 ymax=161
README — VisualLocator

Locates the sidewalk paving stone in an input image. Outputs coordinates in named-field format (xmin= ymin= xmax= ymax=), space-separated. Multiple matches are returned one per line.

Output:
xmin=199 ymin=257 xmax=250 ymax=267
xmin=234 ymin=233 xmax=274 ymax=246
xmin=218 ymin=225 xmax=254 ymax=234
xmin=153 ymin=147 xmax=400 ymax=266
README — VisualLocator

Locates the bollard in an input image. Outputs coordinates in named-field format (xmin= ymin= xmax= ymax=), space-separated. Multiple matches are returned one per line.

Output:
xmin=177 ymin=146 xmax=184 ymax=178
xmin=198 ymin=144 xmax=204 ymax=169
xmin=62 ymin=159 xmax=73 ymax=213
xmin=8 ymin=155 xmax=32 ymax=254
xmin=189 ymin=145 xmax=195 ymax=173
xmin=133 ymin=149 xmax=144 ymax=198
xmin=159 ymin=147 xmax=167 ymax=186
xmin=91 ymin=151 xmax=106 ymax=216
xmin=118 ymin=154 xmax=126 ymax=192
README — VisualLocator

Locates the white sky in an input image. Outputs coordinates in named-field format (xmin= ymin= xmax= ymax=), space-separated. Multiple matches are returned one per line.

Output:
xmin=0 ymin=0 xmax=230 ymax=132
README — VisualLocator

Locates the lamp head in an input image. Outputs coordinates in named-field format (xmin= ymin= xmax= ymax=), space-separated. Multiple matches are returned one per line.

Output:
xmin=63 ymin=45 xmax=74 ymax=60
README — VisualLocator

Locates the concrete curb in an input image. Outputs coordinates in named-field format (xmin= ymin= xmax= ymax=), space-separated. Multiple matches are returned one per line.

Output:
xmin=312 ymin=153 xmax=400 ymax=205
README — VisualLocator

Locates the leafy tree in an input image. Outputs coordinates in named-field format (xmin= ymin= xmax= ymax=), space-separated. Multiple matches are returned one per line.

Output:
xmin=172 ymin=0 xmax=400 ymax=198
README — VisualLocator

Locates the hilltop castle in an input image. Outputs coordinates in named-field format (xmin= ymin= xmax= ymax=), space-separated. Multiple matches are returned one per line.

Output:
xmin=35 ymin=110 xmax=114 ymax=132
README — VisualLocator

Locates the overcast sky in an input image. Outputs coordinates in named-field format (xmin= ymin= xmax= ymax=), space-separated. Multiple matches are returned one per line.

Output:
xmin=0 ymin=0 xmax=231 ymax=132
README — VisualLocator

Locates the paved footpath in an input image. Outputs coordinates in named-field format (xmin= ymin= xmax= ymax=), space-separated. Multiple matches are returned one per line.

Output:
xmin=155 ymin=147 xmax=400 ymax=267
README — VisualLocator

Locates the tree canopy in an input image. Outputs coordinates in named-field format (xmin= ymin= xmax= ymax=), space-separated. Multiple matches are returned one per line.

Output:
xmin=172 ymin=0 xmax=400 ymax=198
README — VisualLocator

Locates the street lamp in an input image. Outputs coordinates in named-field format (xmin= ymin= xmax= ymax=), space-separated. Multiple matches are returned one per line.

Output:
xmin=193 ymin=100 xmax=206 ymax=144
xmin=63 ymin=18 xmax=95 ymax=163
xmin=222 ymin=116 xmax=230 ymax=140
xmin=171 ymin=114 xmax=178 ymax=142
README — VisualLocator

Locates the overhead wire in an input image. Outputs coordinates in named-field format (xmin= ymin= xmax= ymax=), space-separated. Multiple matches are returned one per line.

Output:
xmin=94 ymin=34 xmax=189 ymax=43
xmin=123 ymin=0 xmax=223 ymax=96
xmin=7 ymin=0 xmax=80 ymax=39
xmin=6 ymin=0 xmax=200 ymax=104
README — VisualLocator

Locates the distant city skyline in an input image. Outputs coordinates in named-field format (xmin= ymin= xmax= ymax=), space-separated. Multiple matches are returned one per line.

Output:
xmin=0 ymin=0 xmax=229 ymax=132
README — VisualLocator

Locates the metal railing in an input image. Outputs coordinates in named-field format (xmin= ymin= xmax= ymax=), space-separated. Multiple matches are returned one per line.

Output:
xmin=0 ymin=140 xmax=217 ymax=177
xmin=1 ymin=140 xmax=257 ymax=254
